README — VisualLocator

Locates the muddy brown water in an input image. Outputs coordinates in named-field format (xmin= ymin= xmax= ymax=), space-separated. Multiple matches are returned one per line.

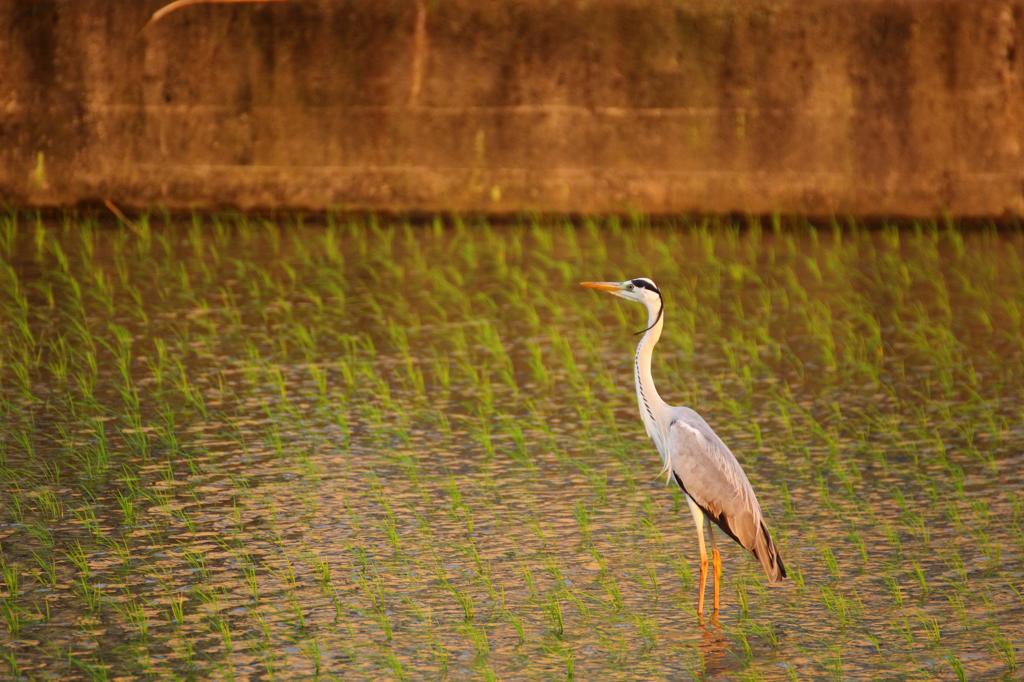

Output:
xmin=0 ymin=217 xmax=1022 ymax=679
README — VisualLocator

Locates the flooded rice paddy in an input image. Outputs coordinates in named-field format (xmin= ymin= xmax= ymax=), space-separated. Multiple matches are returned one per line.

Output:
xmin=0 ymin=213 xmax=1022 ymax=679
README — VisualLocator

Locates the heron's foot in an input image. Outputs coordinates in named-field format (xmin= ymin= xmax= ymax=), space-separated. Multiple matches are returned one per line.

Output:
xmin=698 ymin=610 xmax=721 ymax=628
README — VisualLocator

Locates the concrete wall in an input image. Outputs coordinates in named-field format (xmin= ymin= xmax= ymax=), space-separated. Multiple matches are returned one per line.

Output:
xmin=2 ymin=0 xmax=1022 ymax=216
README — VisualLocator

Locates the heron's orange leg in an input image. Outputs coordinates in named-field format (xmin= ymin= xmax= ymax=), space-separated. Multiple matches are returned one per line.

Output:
xmin=697 ymin=547 xmax=708 ymax=617
xmin=690 ymin=499 xmax=709 ymax=619
xmin=712 ymin=548 xmax=722 ymax=613
xmin=709 ymin=520 xmax=722 ymax=615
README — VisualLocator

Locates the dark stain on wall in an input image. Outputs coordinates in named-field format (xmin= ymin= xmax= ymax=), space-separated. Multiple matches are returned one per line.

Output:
xmin=851 ymin=6 xmax=914 ymax=178
xmin=14 ymin=1 xmax=58 ymax=90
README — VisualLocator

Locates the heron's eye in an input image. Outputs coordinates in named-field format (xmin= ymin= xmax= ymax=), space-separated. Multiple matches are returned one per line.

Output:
xmin=627 ymin=283 xmax=635 ymax=290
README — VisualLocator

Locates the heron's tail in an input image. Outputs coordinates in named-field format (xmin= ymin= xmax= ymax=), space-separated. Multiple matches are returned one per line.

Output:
xmin=752 ymin=521 xmax=787 ymax=583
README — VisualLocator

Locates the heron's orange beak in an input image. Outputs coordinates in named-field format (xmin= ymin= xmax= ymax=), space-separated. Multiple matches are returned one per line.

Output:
xmin=579 ymin=281 xmax=621 ymax=293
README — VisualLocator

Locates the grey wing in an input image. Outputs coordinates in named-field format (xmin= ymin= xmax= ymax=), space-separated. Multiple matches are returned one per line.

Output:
xmin=668 ymin=409 xmax=787 ymax=582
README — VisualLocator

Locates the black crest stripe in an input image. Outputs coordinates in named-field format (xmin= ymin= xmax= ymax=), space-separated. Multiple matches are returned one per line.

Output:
xmin=631 ymin=279 xmax=661 ymax=296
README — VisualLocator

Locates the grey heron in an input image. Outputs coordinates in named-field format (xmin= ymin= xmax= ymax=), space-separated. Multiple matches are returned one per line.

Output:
xmin=581 ymin=277 xmax=787 ymax=618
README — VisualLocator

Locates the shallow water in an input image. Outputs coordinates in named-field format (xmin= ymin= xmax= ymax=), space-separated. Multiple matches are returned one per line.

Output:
xmin=0 ymin=214 xmax=1022 ymax=679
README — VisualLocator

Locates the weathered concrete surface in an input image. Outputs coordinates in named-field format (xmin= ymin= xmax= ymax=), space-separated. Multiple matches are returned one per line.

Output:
xmin=1 ymin=0 xmax=1022 ymax=215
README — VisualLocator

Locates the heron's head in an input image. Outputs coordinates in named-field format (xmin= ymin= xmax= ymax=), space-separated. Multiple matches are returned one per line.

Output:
xmin=581 ymin=277 xmax=664 ymax=334
xmin=579 ymin=277 xmax=661 ymax=304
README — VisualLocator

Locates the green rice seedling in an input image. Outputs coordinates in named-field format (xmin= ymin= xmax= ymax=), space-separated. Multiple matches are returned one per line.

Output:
xmin=884 ymin=575 xmax=903 ymax=609
xmin=599 ymin=571 xmax=624 ymax=613
xmin=32 ymin=549 xmax=57 ymax=588
xmin=286 ymin=585 xmax=305 ymax=630
xmin=0 ymin=213 xmax=16 ymax=258
xmin=0 ymin=594 xmax=22 ymax=637
xmin=824 ymin=646 xmax=843 ymax=680
xmin=0 ymin=558 xmax=18 ymax=605
xmin=7 ymin=355 xmax=35 ymax=403
xmin=732 ymin=628 xmax=763 ymax=671
xmin=68 ymin=654 xmax=110 ymax=682
xmin=183 ymin=549 xmax=209 ymax=580
xmin=301 ymin=636 xmax=322 ymax=677
xmin=72 ymin=501 xmax=101 ymax=538
xmin=991 ymin=630 xmax=1017 ymax=673
xmin=918 ymin=615 xmax=941 ymax=647
xmin=242 ymin=562 xmax=259 ymax=601
xmin=636 ymin=561 xmax=660 ymax=601
xmin=173 ymin=358 xmax=208 ymax=418
xmin=881 ymin=521 xmax=903 ymax=556
xmin=65 ymin=540 xmax=90 ymax=577
xmin=1 ymin=647 xmax=20 ymax=678
xmin=821 ymin=545 xmax=840 ymax=579
xmin=169 ymin=592 xmax=185 ymax=626
xmin=733 ymin=577 xmax=751 ymax=618
xmin=3 ymin=484 xmax=26 ymax=525
xmin=945 ymin=590 xmax=968 ymax=625
xmin=76 ymin=573 xmax=102 ymax=614
xmin=312 ymin=555 xmax=333 ymax=591
xmin=911 ymin=562 xmax=928 ymax=599
xmin=498 ymin=593 xmax=526 ymax=646
xmin=33 ymin=488 xmax=63 ymax=521
xmin=147 ymin=338 xmax=168 ymax=391
xmin=308 ymin=364 xmax=328 ymax=407
xmin=460 ymin=620 xmax=492 ymax=667
xmin=174 ymin=506 xmax=198 ymax=534
xmin=102 ymin=534 xmax=131 ymax=568
xmin=670 ymin=555 xmax=693 ymax=591
xmin=449 ymin=582 xmax=475 ymax=624
xmin=211 ymin=614 xmax=233 ymax=654
xmin=77 ymin=418 xmax=111 ymax=480
xmin=383 ymin=650 xmax=406 ymax=681
xmin=45 ymin=334 xmax=71 ymax=384
xmin=892 ymin=616 xmax=915 ymax=646
xmin=114 ymin=489 xmax=137 ymax=527
xmin=747 ymin=620 xmax=780 ymax=650
xmin=502 ymin=416 xmax=532 ymax=467
xmin=472 ymin=421 xmax=496 ymax=461
xmin=946 ymin=654 xmax=966 ymax=682
xmin=819 ymin=585 xmax=854 ymax=627
xmin=573 ymin=501 xmax=592 ymax=546
xmin=117 ymin=596 xmax=149 ymax=640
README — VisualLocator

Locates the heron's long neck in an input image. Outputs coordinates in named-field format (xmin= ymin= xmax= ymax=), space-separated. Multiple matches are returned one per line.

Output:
xmin=634 ymin=303 xmax=669 ymax=443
